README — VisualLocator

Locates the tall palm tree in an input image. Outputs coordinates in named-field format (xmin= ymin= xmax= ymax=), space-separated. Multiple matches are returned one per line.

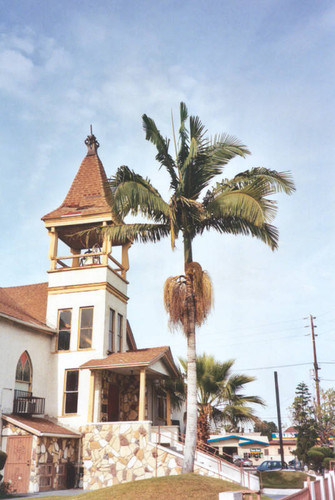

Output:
xmin=104 ymin=102 xmax=295 ymax=472
xmin=180 ymin=354 xmax=265 ymax=443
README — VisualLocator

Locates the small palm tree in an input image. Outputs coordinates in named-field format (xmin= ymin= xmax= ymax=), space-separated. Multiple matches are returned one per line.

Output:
xmin=180 ymin=354 xmax=265 ymax=443
xmin=218 ymin=373 xmax=266 ymax=433
xmin=104 ymin=102 xmax=295 ymax=472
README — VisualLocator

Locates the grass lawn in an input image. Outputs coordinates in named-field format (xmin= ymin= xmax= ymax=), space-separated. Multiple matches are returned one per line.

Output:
xmin=9 ymin=474 xmax=264 ymax=500
xmin=258 ymin=471 xmax=314 ymax=489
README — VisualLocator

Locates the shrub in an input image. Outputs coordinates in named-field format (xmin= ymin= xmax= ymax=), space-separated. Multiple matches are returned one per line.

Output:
xmin=309 ymin=446 xmax=333 ymax=458
xmin=0 ymin=481 xmax=11 ymax=499
xmin=0 ymin=452 xmax=6 ymax=472
xmin=307 ymin=449 xmax=324 ymax=470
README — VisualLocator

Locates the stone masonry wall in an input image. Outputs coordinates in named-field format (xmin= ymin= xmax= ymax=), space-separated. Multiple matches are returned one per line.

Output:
xmin=2 ymin=421 xmax=79 ymax=493
xmin=101 ymin=372 xmax=141 ymax=421
xmin=80 ymin=421 xmax=232 ymax=491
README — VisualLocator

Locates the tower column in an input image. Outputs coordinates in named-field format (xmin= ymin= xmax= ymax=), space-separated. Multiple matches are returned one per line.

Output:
xmin=138 ymin=368 xmax=146 ymax=421
xmin=87 ymin=371 xmax=95 ymax=422
xmin=121 ymin=242 xmax=131 ymax=279
xmin=48 ymin=227 xmax=58 ymax=271
xmin=102 ymin=221 xmax=111 ymax=266
xmin=166 ymin=391 xmax=171 ymax=425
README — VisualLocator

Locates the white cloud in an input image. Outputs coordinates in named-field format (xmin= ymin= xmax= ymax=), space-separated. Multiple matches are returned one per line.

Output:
xmin=0 ymin=49 xmax=35 ymax=93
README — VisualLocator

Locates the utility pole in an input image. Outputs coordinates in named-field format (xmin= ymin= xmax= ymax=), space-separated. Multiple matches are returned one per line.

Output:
xmin=274 ymin=371 xmax=285 ymax=465
xmin=308 ymin=314 xmax=321 ymax=410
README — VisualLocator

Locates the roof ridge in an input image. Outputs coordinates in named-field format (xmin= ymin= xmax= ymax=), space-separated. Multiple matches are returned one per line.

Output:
xmin=2 ymin=282 xmax=48 ymax=291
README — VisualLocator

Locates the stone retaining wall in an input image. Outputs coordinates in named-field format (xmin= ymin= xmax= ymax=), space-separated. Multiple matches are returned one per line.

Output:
xmin=80 ymin=421 xmax=233 ymax=490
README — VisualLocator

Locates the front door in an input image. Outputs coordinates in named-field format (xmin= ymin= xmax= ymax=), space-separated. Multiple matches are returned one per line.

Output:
xmin=4 ymin=435 xmax=33 ymax=494
xmin=108 ymin=384 xmax=119 ymax=421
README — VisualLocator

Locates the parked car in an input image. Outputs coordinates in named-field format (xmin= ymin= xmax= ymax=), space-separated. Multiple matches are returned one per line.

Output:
xmin=234 ymin=458 xmax=253 ymax=467
xmin=288 ymin=459 xmax=302 ymax=470
xmin=257 ymin=460 xmax=288 ymax=471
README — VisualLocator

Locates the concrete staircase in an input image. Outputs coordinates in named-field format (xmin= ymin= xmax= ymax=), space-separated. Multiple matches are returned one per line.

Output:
xmin=150 ymin=426 xmax=260 ymax=490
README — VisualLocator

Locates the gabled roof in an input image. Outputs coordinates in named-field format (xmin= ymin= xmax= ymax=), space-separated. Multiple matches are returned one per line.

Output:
xmin=2 ymin=415 xmax=80 ymax=438
xmin=207 ymin=434 xmax=269 ymax=447
xmin=0 ymin=283 xmax=52 ymax=334
xmin=80 ymin=346 xmax=178 ymax=377
xmin=42 ymin=133 xmax=118 ymax=223
xmin=239 ymin=439 xmax=269 ymax=447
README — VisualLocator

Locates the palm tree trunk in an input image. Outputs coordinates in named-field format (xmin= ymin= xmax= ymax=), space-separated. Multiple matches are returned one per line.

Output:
xmin=182 ymin=286 xmax=197 ymax=473
xmin=183 ymin=233 xmax=193 ymax=264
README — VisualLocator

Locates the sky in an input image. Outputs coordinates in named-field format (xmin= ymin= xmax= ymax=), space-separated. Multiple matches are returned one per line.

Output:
xmin=1 ymin=0 xmax=335 ymax=429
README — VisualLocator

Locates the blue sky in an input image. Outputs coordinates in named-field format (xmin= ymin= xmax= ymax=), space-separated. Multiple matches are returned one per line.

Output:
xmin=1 ymin=0 xmax=335 ymax=427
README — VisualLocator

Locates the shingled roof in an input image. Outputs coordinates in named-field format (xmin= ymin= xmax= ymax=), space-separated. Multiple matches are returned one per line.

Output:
xmin=0 ymin=283 xmax=52 ymax=333
xmin=42 ymin=133 xmax=115 ymax=221
xmin=2 ymin=415 xmax=80 ymax=437
xmin=80 ymin=346 xmax=178 ymax=377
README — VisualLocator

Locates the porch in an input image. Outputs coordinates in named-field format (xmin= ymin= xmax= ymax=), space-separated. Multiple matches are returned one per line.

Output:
xmin=80 ymin=346 xmax=178 ymax=427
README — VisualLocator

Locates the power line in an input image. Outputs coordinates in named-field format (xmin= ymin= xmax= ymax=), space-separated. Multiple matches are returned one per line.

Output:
xmin=210 ymin=333 xmax=306 ymax=348
xmin=204 ymin=325 xmax=306 ymax=341
xmin=236 ymin=362 xmax=312 ymax=372
xmin=206 ymin=317 xmax=306 ymax=334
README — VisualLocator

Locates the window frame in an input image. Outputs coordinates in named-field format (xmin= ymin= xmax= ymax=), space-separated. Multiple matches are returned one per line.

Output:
xmin=78 ymin=306 xmax=94 ymax=350
xmin=108 ymin=308 xmax=115 ymax=353
xmin=56 ymin=309 xmax=72 ymax=352
xmin=116 ymin=313 xmax=123 ymax=353
xmin=15 ymin=351 xmax=32 ymax=391
xmin=63 ymin=369 xmax=79 ymax=415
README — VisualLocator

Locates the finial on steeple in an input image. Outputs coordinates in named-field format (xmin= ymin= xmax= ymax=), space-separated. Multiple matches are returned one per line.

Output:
xmin=85 ymin=125 xmax=100 ymax=155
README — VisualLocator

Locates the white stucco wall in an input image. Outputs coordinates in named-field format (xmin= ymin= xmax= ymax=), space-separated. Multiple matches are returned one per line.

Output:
xmin=0 ymin=318 xmax=54 ymax=416
xmin=46 ymin=265 xmax=129 ymax=429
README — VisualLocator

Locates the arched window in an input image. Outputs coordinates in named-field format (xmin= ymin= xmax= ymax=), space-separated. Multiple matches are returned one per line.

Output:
xmin=15 ymin=352 xmax=32 ymax=389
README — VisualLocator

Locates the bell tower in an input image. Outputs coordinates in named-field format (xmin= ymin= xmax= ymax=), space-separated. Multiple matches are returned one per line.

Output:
xmin=44 ymin=136 xmax=132 ymax=348
xmin=42 ymin=129 xmax=130 ymax=278
xmin=42 ymin=130 xmax=132 ymax=423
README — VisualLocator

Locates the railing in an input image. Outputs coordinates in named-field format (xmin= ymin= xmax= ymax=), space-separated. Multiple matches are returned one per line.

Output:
xmin=52 ymin=251 xmax=126 ymax=277
xmin=281 ymin=471 xmax=335 ymax=500
xmin=13 ymin=389 xmax=45 ymax=415
xmin=150 ymin=426 xmax=259 ymax=490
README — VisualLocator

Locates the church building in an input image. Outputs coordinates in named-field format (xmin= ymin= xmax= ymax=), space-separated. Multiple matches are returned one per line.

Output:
xmin=0 ymin=131 xmax=181 ymax=494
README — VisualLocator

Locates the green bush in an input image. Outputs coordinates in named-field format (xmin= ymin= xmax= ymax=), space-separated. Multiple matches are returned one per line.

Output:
xmin=0 ymin=452 xmax=6 ymax=472
xmin=309 ymin=446 xmax=333 ymax=458
xmin=322 ymin=457 xmax=335 ymax=470
xmin=0 ymin=481 xmax=11 ymax=499
xmin=307 ymin=449 xmax=324 ymax=470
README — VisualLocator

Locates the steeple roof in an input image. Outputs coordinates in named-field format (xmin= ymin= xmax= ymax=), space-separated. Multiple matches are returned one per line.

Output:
xmin=42 ymin=131 xmax=114 ymax=222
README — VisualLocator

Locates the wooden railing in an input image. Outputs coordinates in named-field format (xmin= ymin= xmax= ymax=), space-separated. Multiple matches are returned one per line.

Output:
xmin=51 ymin=251 xmax=126 ymax=277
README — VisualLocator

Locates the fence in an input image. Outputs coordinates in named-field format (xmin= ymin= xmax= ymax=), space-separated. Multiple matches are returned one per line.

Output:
xmin=282 ymin=471 xmax=335 ymax=500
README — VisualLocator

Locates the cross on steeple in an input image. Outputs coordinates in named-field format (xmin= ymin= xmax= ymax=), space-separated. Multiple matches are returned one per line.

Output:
xmin=85 ymin=125 xmax=100 ymax=155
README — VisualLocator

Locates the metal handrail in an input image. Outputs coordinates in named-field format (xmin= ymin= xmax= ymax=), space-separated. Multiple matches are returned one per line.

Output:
xmin=151 ymin=426 xmax=253 ymax=483
xmin=13 ymin=390 xmax=45 ymax=415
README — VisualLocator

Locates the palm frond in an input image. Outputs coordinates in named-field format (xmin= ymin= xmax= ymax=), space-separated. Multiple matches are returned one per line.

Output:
xmin=103 ymin=222 xmax=170 ymax=244
xmin=189 ymin=115 xmax=207 ymax=146
xmin=114 ymin=181 xmax=169 ymax=222
xmin=209 ymin=134 xmax=250 ymax=164
xmin=211 ymin=182 xmax=278 ymax=224
xmin=177 ymin=102 xmax=189 ymax=167
xmin=197 ymin=216 xmax=279 ymax=250
xmin=233 ymin=168 xmax=296 ymax=195
xmin=163 ymin=263 xmax=212 ymax=332
xmin=142 ymin=114 xmax=179 ymax=190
